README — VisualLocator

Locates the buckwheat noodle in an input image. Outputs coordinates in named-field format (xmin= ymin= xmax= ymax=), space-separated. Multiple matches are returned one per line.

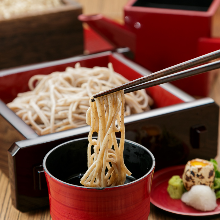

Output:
xmin=80 ymin=90 xmax=131 ymax=187
xmin=7 ymin=63 xmax=152 ymax=135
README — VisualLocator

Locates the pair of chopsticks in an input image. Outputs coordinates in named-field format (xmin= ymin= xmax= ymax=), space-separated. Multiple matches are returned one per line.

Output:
xmin=92 ymin=49 xmax=220 ymax=101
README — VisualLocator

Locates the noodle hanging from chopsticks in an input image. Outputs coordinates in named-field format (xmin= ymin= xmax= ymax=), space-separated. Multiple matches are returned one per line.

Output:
xmin=80 ymin=90 xmax=131 ymax=187
xmin=7 ymin=63 xmax=153 ymax=135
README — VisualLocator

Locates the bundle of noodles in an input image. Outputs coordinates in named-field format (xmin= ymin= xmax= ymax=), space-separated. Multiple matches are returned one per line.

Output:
xmin=0 ymin=0 xmax=62 ymax=19
xmin=80 ymin=90 xmax=131 ymax=187
xmin=7 ymin=63 xmax=152 ymax=135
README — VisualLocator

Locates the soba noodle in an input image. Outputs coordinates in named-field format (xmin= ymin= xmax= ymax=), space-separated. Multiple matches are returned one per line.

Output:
xmin=7 ymin=63 xmax=152 ymax=135
xmin=80 ymin=90 xmax=131 ymax=187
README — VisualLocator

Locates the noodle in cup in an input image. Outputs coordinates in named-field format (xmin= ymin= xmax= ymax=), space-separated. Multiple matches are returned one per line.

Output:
xmin=43 ymin=137 xmax=155 ymax=220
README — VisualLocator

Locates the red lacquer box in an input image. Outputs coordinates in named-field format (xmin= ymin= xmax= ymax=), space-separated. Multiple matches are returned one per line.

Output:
xmin=0 ymin=51 xmax=218 ymax=212
xmin=79 ymin=0 xmax=220 ymax=97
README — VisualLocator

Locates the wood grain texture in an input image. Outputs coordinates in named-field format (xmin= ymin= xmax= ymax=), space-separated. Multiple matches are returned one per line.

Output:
xmin=77 ymin=0 xmax=128 ymax=21
xmin=1 ymin=0 xmax=220 ymax=219
xmin=0 ymin=169 xmax=52 ymax=220
xmin=212 ymin=3 xmax=220 ymax=38
xmin=0 ymin=0 xmax=83 ymax=70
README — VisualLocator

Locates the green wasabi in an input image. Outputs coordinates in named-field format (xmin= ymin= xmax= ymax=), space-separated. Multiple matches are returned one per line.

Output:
xmin=167 ymin=175 xmax=185 ymax=199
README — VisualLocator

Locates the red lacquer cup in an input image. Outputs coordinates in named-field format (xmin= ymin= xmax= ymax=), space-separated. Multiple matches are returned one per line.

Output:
xmin=43 ymin=137 xmax=155 ymax=220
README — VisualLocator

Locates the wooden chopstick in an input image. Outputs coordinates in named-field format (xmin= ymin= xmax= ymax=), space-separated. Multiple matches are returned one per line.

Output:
xmin=92 ymin=49 xmax=220 ymax=100
xmin=124 ymin=59 xmax=220 ymax=94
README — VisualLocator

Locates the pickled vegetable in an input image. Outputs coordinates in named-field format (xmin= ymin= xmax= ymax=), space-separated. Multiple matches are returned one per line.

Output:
xmin=167 ymin=175 xmax=185 ymax=199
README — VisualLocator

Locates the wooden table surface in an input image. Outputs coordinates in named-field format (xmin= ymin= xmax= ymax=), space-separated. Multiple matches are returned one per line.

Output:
xmin=1 ymin=0 xmax=220 ymax=219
